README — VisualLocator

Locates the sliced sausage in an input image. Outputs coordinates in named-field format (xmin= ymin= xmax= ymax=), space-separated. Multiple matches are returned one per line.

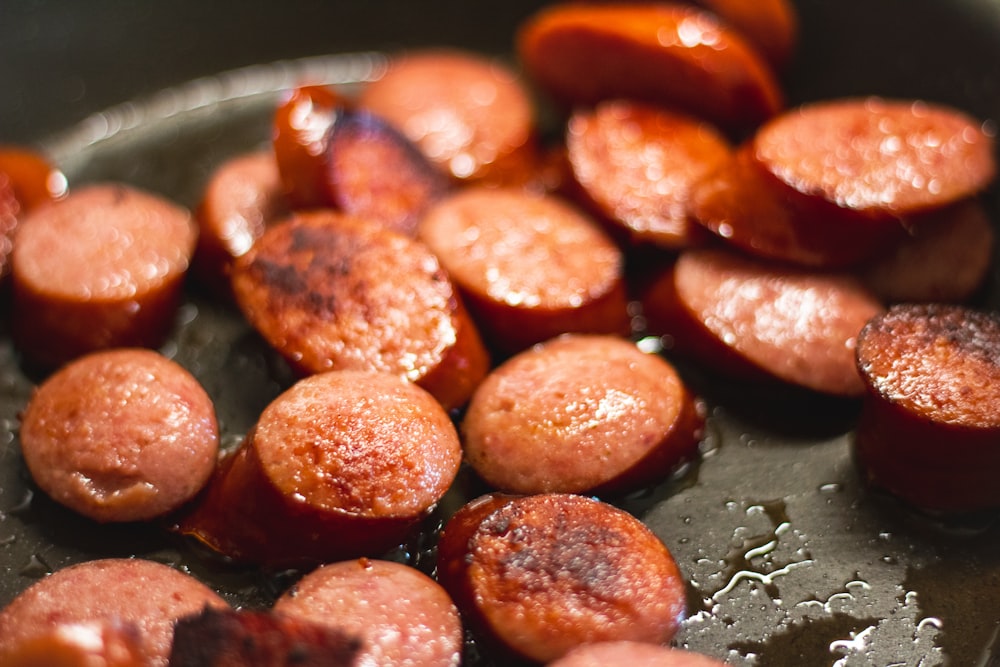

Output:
xmin=752 ymin=97 xmax=997 ymax=219
xmin=170 ymin=607 xmax=362 ymax=667
xmin=693 ymin=0 xmax=798 ymax=71
xmin=516 ymin=3 xmax=783 ymax=134
xmin=854 ymin=304 xmax=1000 ymax=512
xmin=547 ymin=641 xmax=729 ymax=667
xmin=273 ymin=558 xmax=462 ymax=667
xmin=193 ymin=150 xmax=290 ymax=296
xmin=688 ymin=144 xmax=905 ymax=268
xmin=462 ymin=334 xmax=704 ymax=495
xmin=642 ymin=247 xmax=884 ymax=397
xmin=272 ymin=84 xmax=346 ymax=209
xmin=358 ymin=48 xmax=540 ymax=185
xmin=18 ymin=348 xmax=219 ymax=523
xmin=418 ymin=187 xmax=630 ymax=355
xmin=0 ymin=621 xmax=145 ymax=667
xmin=11 ymin=183 xmax=197 ymax=369
xmin=858 ymin=198 xmax=994 ymax=304
xmin=0 ymin=145 xmax=67 ymax=213
xmin=0 ymin=558 xmax=229 ymax=667
xmin=177 ymin=370 xmax=462 ymax=567
xmin=436 ymin=492 xmax=686 ymax=664
xmin=323 ymin=109 xmax=449 ymax=237
xmin=0 ymin=146 xmax=67 ymax=281
xmin=565 ymin=99 xmax=731 ymax=250
xmin=230 ymin=209 xmax=489 ymax=411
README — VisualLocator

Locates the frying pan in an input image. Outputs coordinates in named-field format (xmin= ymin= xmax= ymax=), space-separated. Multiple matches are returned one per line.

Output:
xmin=2 ymin=1 xmax=1000 ymax=665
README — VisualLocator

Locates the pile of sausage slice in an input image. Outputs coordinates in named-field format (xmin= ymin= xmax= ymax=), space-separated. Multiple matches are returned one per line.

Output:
xmin=2 ymin=0 xmax=1000 ymax=665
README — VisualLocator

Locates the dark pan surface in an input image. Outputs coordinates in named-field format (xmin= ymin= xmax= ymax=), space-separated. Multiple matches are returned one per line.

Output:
xmin=2 ymin=1 xmax=1000 ymax=665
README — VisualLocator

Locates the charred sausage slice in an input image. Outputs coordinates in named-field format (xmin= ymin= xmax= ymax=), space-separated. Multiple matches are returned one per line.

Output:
xmin=273 ymin=558 xmax=462 ymax=667
xmin=322 ymin=109 xmax=449 ymax=237
xmin=0 ymin=558 xmax=229 ymax=667
xmin=418 ymin=187 xmax=630 ymax=355
xmin=178 ymin=370 xmax=462 ymax=567
xmin=358 ymin=48 xmax=539 ymax=185
xmin=19 ymin=348 xmax=219 ymax=523
xmin=11 ymin=183 xmax=197 ymax=369
xmin=643 ymin=247 xmax=883 ymax=396
xmin=752 ymin=97 xmax=996 ymax=219
xmin=462 ymin=334 xmax=704 ymax=495
xmin=854 ymin=304 xmax=1000 ymax=512
xmin=517 ymin=3 xmax=783 ymax=134
xmin=565 ymin=99 xmax=730 ymax=250
xmin=230 ymin=209 xmax=489 ymax=410
xmin=436 ymin=492 xmax=686 ymax=664
xmin=169 ymin=607 xmax=362 ymax=667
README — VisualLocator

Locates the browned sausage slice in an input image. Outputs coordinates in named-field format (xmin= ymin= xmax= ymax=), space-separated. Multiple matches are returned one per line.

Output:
xmin=565 ymin=99 xmax=731 ymax=250
xmin=436 ymin=492 xmax=686 ymax=664
xmin=323 ymin=109 xmax=449 ymax=237
xmin=169 ymin=607 xmax=362 ymax=667
xmin=177 ymin=370 xmax=462 ymax=567
xmin=643 ymin=247 xmax=883 ymax=396
xmin=0 ymin=145 xmax=67 ymax=213
xmin=193 ymin=150 xmax=290 ymax=296
xmin=854 ymin=304 xmax=1000 ymax=512
xmin=688 ymin=144 xmax=905 ymax=268
xmin=0 ymin=558 xmax=229 ymax=667
xmin=273 ymin=558 xmax=463 ymax=667
xmin=11 ymin=183 xmax=197 ymax=369
xmin=752 ymin=97 xmax=997 ymax=219
xmin=358 ymin=48 xmax=539 ymax=185
xmin=418 ymin=187 xmax=630 ymax=354
xmin=858 ymin=198 xmax=994 ymax=304
xmin=548 ymin=640 xmax=729 ymax=667
xmin=19 ymin=348 xmax=219 ymax=523
xmin=517 ymin=3 xmax=783 ymax=134
xmin=462 ymin=334 xmax=704 ymax=495
xmin=230 ymin=209 xmax=489 ymax=410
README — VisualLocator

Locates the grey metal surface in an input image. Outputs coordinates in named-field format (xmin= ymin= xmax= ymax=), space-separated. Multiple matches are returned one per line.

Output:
xmin=1 ymin=1 xmax=1000 ymax=665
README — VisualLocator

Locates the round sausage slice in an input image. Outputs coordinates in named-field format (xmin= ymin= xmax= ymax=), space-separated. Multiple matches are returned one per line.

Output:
xmin=272 ymin=84 xmax=346 ymax=209
xmin=462 ymin=334 xmax=704 ymax=495
xmin=418 ymin=187 xmax=630 ymax=355
xmin=752 ymin=97 xmax=997 ymax=219
xmin=0 ymin=558 xmax=229 ymax=667
xmin=11 ymin=183 xmax=197 ymax=369
xmin=437 ymin=492 xmax=686 ymax=664
xmin=548 ymin=641 xmax=729 ymax=667
xmin=857 ymin=198 xmax=994 ymax=304
xmin=688 ymin=144 xmax=905 ymax=268
xmin=0 ymin=145 xmax=67 ymax=213
xmin=854 ymin=304 xmax=1000 ymax=512
xmin=517 ymin=3 xmax=783 ymax=134
xmin=642 ymin=247 xmax=884 ymax=397
xmin=274 ymin=558 xmax=463 ymax=667
xmin=193 ymin=150 xmax=290 ymax=296
xmin=565 ymin=99 xmax=731 ymax=250
xmin=178 ymin=370 xmax=462 ymax=567
xmin=230 ymin=209 xmax=489 ymax=411
xmin=18 ymin=348 xmax=219 ymax=523
xmin=358 ymin=48 xmax=539 ymax=185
